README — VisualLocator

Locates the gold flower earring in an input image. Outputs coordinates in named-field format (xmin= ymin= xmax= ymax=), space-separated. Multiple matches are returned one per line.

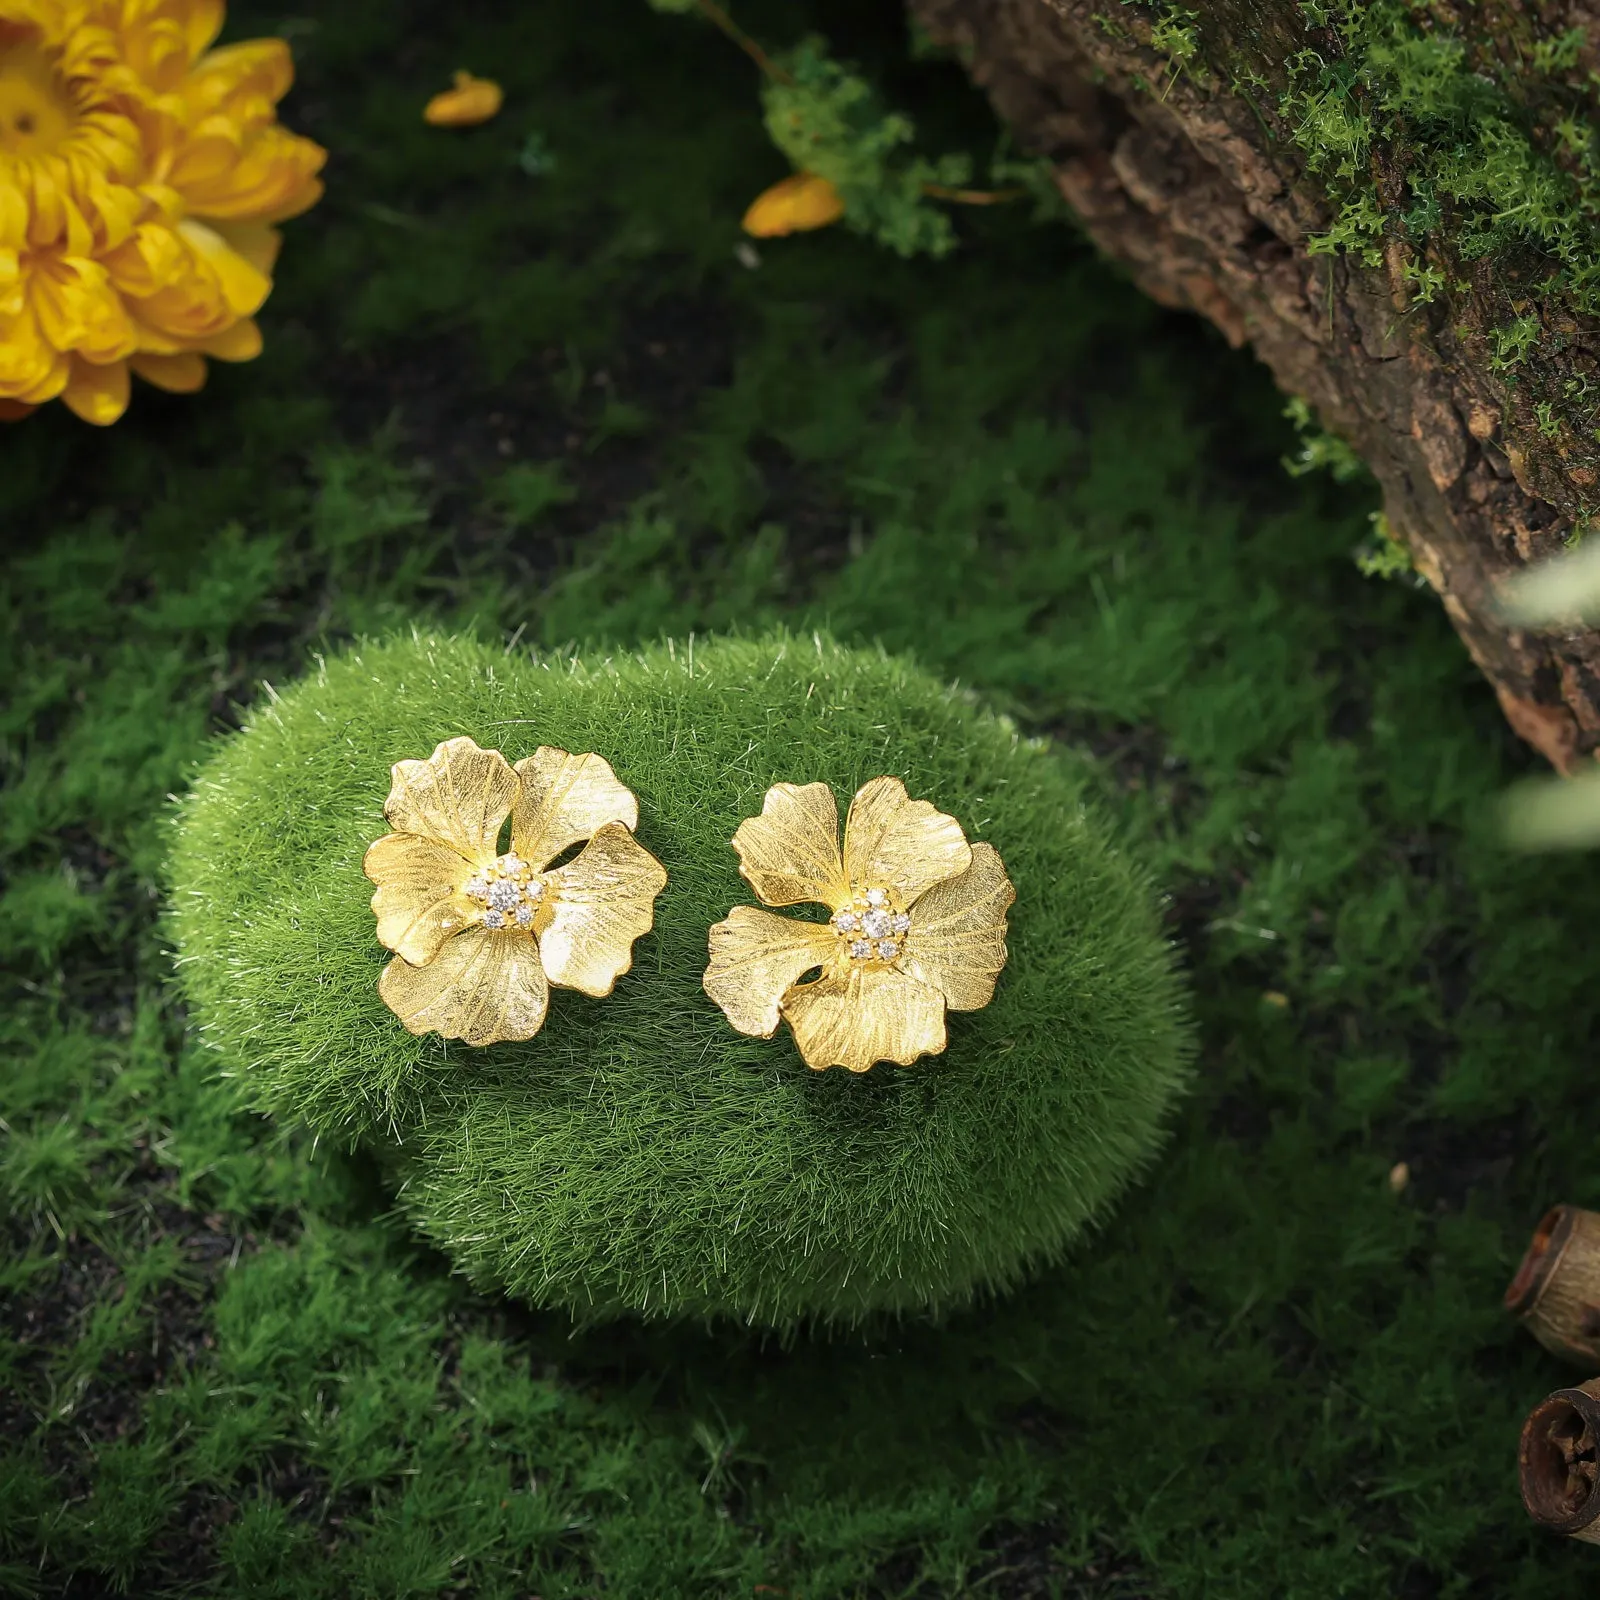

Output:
xmin=703 ymin=777 xmax=1015 ymax=1072
xmin=364 ymin=738 xmax=667 ymax=1046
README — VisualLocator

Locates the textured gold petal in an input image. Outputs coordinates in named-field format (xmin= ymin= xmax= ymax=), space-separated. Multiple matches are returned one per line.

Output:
xmin=703 ymin=906 xmax=840 ymax=1038
xmin=510 ymin=747 xmax=639 ymax=872
xmin=383 ymin=737 xmax=518 ymax=861
xmin=377 ymin=927 xmax=549 ymax=1045
xmin=842 ymin=776 xmax=972 ymax=907
xmin=780 ymin=966 xmax=947 ymax=1073
xmin=731 ymin=781 xmax=849 ymax=908
xmin=897 ymin=842 xmax=1015 ymax=1012
xmin=538 ymin=823 xmax=668 ymax=997
xmin=363 ymin=832 xmax=478 ymax=966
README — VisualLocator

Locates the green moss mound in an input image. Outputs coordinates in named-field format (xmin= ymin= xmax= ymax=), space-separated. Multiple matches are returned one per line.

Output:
xmin=169 ymin=632 xmax=1192 ymax=1326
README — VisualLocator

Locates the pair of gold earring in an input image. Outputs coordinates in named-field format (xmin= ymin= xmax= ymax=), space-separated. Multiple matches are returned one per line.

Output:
xmin=364 ymin=736 xmax=1015 ymax=1073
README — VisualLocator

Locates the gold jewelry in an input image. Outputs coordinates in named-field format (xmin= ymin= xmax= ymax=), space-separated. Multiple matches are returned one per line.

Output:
xmin=365 ymin=738 xmax=666 ymax=1046
xmin=703 ymin=777 xmax=1014 ymax=1072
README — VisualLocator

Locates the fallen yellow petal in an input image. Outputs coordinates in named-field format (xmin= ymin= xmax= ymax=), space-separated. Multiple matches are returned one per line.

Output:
xmin=742 ymin=172 xmax=845 ymax=238
xmin=424 ymin=70 xmax=504 ymax=127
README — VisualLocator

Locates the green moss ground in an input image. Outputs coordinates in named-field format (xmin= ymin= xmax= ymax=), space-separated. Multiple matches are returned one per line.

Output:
xmin=3 ymin=0 xmax=1600 ymax=1592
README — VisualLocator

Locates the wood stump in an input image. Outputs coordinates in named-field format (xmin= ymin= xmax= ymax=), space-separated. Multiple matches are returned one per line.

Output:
xmin=912 ymin=0 xmax=1600 ymax=768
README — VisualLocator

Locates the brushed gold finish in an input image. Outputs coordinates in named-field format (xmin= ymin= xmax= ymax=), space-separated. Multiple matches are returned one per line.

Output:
xmin=365 ymin=737 xmax=666 ymax=1046
xmin=705 ymin=777 xmax=1015 ymax=1072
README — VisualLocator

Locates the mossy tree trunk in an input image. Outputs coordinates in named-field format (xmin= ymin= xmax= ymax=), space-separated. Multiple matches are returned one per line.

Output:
xmin=911 ymin=0 xmax=1600 ymax=769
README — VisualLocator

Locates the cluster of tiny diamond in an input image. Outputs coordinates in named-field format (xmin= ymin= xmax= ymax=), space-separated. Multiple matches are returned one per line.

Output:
xmin=833 ymin=886 xmax=911 ymax=963
xmin=463 ymin=853 xmax=544 ymax=930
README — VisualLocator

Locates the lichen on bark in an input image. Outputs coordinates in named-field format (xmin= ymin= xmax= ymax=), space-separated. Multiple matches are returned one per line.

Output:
xmin=913 ymin=0 xmax=1600 ymax=768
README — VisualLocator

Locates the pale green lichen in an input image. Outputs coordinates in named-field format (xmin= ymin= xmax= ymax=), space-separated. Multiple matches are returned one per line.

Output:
xmin=1148 ymin=7 xmax=1201 ymax=69
xmin=1282 ymin=396 xmax=1370 ymax=483
xmin=1355 ymin=510 xmax=1417 ymax=581
xmin=1278 ymin=3 xmax=1600 ymax=338
xmin=1489 ymin=314 xmax=1542 ymax=372
xmin=761 ymin=36 xmax=971 ymax=259
xmin=1282 ymin=400 xmax=1413 ymax=582
xmin=1121 ymin=0 xmax=1600 ymax=477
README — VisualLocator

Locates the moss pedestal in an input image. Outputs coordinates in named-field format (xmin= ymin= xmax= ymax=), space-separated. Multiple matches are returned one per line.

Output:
xmin=169 ymin=631 xmax=1192 ymax=1328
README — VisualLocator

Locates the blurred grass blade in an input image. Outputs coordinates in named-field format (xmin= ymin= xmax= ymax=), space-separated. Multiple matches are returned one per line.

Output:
xmin=1500 ymin=539 xmax=1600 ymax=626
xmin=1502 ymin=766 xmax=1600 ymax=850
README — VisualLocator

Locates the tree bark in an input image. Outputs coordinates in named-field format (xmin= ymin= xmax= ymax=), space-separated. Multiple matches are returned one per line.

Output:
xmin=910 ymin=0 xmax=1600 ymax=769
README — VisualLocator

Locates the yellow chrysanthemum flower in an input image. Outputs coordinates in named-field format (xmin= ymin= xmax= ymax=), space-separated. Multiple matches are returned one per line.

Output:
xmin=0 ymin=0 xmax=324 ymax=424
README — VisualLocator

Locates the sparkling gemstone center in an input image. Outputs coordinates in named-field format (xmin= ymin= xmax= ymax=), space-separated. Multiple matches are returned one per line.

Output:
xmin=832 ymin=886 xmax=911 ymax=964
xmin=463 ymin=852 xmax=546 ymax=931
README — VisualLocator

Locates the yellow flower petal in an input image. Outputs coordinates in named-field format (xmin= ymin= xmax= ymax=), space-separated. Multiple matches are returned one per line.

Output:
xmin=741 ymin=172 xmax=845 ymax=238
xmin=208 ymin=219 xmax=282 ymax=275
xmin=122 ymin=15 xmax=197 ymax=95
xmin=130 ymin=350 xmax=207 ymax=392
xmin=378 ymin=927 xmax=549 ymax=1045
xmin=189 ymin=39 xmax=295 ymax=107
xmin=781 ymin=965 xmax=946 ymax=1073
xmin=0 ymin=297 xmax=68 ymax=399
xmin=199 ymin=314 xmax=261 ymax=361
xmin=0 ymin=184 xmax=27 ymax=250
xmin=178 ymin=218 xmax=271 ymax=315
xmin=117 ymin=2 xmax=229 ymax=89
xmin=731 ymin=781 xmax=849 ymax=909
xmin=58 ymin=354 xmax=130 ymax=425
xmin=424 ymin=70 xmax=503 ymax=127
xmin=842 ymin=776 xmax=971 ymax=909
xmin=510 ymin=747 xmax=638 ymax=873
xmin=175 ymin=122 xmax=326 ymax=221
xmin=704 ymin=905 xmax=838 ymax=1039
xmin=126 ymin=281 xmax=230 ymax=344
xmin=897 ymin=842 xmax=1014 ymax=1012
xmin=29 ymin=254 xmax=136 ymax=361
xmin=537 ymin=822 xmax=667 ymax=997
xmin=75 ymin=165 xmax=142 ymax=250
xmin=104 ymin=222 xmax=189 ymax=297
xmin=185 ymin=0 xmax=228 ymax=62
xmin=24 ymin=167 xmax=93 ymax=254
xmin=363 ymin=832 xmax=481 ymax=967
xmin=126 ymin=315 xmax=185 ymax=354
xmin=0 ymin=399 xmax=36 ymax=420
xmin=165 ymin=112 xmax=245 ymax=191
xmin=17 ymin=360 xmax=70 ymax=403
xmin=383 ymin=736 xmax=519 ymax=863
xmin=1 ymin=36 xmax=78 ymax=163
